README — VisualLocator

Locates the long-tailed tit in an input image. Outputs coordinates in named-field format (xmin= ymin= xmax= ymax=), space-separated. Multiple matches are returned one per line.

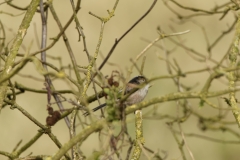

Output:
xmin=84 ymin=76 xmax=149 ymax=116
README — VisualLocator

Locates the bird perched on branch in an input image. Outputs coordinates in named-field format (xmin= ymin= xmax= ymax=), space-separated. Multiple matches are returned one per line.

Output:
xmin=84 ymin=75 xmax=149 ymax=116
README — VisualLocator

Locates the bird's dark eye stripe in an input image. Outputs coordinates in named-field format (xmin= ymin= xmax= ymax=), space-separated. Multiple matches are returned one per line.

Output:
xmin=128 ymin=76 xmax=146 ymax=84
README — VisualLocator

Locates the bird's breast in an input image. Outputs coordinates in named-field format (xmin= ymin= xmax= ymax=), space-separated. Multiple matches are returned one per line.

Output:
xmin=125 ymin=84 xmax=149 ymax=106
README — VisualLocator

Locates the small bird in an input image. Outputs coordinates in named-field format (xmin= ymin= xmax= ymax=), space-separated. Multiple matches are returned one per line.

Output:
xmin=84 ymin=76 xmax=149 ymax=116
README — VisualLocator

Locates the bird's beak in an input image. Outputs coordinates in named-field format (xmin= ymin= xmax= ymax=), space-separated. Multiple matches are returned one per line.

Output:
xmin=149 ymin=84 xmax=153 ymax=88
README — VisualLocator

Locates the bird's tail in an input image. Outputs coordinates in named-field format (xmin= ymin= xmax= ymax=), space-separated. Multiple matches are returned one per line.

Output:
xmin=83 ymin=103 xmax=106 ymax=116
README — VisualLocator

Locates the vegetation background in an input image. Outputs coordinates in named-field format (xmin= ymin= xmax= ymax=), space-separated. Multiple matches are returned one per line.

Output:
xmin=0 ymin=0 xmax=239 ymax=160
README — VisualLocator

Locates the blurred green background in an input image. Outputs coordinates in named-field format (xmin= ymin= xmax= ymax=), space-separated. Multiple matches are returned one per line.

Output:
xmin=0 ymin=0 xmax=239 ymax=159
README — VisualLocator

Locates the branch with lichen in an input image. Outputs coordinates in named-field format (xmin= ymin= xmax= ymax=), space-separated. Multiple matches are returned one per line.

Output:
xmin=67 ymin=1 xmax=120 ymax=158
xmin=130 ymin=110 xmax=145 ymax=160
xmin=126 ymin=87 xmax=240 ymax=115
xmin=228 ymin=13 xmax=240 ymax=127
xmin=52 ymin=118 xmax=107 ymax=160
xmin=3 ymin=99 xmax=71 ymax=159
xmin=82 ymin=2 xmax=119 ymax=97
xmin=0 ymin=0 xmax=40 ymax=111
